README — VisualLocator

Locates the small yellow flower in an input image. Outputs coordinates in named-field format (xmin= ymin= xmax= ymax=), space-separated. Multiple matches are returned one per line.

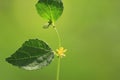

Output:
xmin=55 ymin=47 xmax=67 ymax=58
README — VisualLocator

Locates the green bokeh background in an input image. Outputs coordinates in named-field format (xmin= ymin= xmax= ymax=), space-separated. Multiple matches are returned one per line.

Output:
xmin=0 ymin=0 xmax=120 ymax=80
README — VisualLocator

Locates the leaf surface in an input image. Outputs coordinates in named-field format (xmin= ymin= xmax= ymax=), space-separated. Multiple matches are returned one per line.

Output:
xmin=6 ymin=39 xmax=54 ymax=70
xmin=36 ymin=0 xmax=64 ymax=23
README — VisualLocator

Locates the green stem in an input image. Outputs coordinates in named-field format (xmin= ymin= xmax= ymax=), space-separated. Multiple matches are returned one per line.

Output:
xmin=54 ymin=27 xmax=61 ymax=47
xmin=56 ymin=57 xmax=61 ymax=80
xmin=53 ymin=26 xmax=62 ymax=80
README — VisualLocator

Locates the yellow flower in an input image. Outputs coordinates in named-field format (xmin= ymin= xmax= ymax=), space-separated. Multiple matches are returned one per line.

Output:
xmin=55 ymin=47 xmax=67 ymax=58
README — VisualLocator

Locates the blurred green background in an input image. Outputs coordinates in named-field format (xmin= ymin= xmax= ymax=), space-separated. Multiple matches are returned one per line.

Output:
xmin=0 ymin=0 xmax=120 ymax=80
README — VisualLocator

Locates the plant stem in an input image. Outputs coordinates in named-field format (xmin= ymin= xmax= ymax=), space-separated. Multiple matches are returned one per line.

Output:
xmin=54 ymin=27 xmax=62 ymax=80
xmin=56 ymin=57 xmax=61 ymax=80
xmin=54 ymin=27 xmax=61 ymax=47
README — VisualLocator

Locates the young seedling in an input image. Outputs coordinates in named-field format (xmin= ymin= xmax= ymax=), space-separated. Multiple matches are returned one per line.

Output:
xmin=6 ymin=0 xmax=67 ymax=80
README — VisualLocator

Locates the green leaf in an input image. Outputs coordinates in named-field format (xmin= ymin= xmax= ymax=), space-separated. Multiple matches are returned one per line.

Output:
xmin=36 ymin=0 xmax=64 ymax=25
xmin=6 ymin=39 xmax=54 ymax=70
